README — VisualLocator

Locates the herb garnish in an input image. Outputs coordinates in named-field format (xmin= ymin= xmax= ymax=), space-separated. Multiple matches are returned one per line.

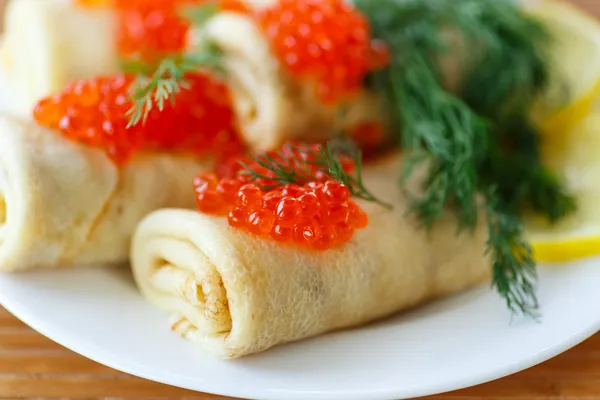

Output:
xmin=125 ymin=2 xmax=224 ymax=128
xmin=126 ymin=47 xmax=223 ymax=128
xmin=355 ymin=0 xmax=576 ymax=317
xmin=485 ymin=189 xmax=539 ymax=317
xmin=119 ymin=0 xmax=576 ymax=317
xmin=239 ymin=138 xmax=392 ymax=209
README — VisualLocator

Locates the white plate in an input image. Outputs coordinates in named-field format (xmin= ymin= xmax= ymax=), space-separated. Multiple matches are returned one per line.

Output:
xmin=0 ymin=259 xmax=599 ymax=400
xmin=0 ymin=13 xmax=598 ymax=397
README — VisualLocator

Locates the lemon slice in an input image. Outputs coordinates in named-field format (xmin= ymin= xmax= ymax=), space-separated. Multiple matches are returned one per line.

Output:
xmin=527 ymin=0 xmax=600 ymax=136
xmin=525 ymin=112 xmax=600 ymax=262
xmin=527 ymin=219 xmax=600 ymax=263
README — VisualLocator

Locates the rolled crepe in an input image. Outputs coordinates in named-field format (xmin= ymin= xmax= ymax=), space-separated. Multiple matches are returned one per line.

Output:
xmin=131 ymin=156 xmax=491 ymax=359
xmin=0 ymin=0 xmax=119 ymax=116
xmin=195 ymin=7 xmax=388 ymax=151
xmin=0 ymin=114 xmax=212 ymax=271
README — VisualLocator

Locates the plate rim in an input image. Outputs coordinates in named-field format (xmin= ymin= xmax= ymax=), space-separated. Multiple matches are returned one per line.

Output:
xmin=0 ymin=272 xmax=599 ymax=400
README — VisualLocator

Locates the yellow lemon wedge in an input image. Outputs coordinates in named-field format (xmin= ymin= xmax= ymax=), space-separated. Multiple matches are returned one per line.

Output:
xmin=527 ymin=0 xmax=600 ymax=136
xmin=525 ymin=112 xmax=600 ymax=262
xmin=526 ymin=220 xmax=600 ymax=263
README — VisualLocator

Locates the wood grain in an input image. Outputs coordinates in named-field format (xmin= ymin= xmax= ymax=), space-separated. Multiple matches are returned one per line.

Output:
xmin=0 ymin=0 xmax=598 ymax=399
xmin=0 ymin=304 xmax=598 ymax=400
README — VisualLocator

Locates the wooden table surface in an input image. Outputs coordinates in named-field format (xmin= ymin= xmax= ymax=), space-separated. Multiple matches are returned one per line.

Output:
xmin=1 ymin=0 xmax=600 ymax=399
xmin=0 ymin=303 xmax=599 ymax=400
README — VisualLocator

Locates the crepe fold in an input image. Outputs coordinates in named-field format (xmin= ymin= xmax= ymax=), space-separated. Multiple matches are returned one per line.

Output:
xmin=0 ymin=115 xmax=211 ymax=271
xmin=196 ymin=7 xmax=387 ymax=151
xmin=131 ymin=157 xmax=491 ymax=359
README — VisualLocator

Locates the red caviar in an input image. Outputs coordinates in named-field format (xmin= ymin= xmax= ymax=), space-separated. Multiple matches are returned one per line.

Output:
xmin=33 ymin=73 xmax=240 ymax=164
xmin=115 ymin=0 xmax=202 ymax=62
xmin=113 ymin=0 xmax=249 ymax=63
xmin=350 ymin=122 xmax=387 ymax=152
xmin=194 ymin=143 xmax=369 ymax=250
xmin=80 ymin=0 xmax=386 ymax=104
xmin=255 ymin=0 xmax=389 ymax=103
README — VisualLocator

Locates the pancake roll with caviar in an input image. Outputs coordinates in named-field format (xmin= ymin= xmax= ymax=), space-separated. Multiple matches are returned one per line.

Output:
xmin=130 ymin=148 xmax=490 ymax=358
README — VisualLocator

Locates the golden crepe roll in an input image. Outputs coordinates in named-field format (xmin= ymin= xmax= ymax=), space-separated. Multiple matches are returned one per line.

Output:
xmin=130 ymin=156 xmax=491 ymax=359
xmin=0 ymin=114 xmax=212 ymax=271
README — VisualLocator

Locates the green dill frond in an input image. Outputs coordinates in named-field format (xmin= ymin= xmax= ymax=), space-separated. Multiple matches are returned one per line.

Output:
xmin=459 ymin=0 xmax=553 ymax=118
xmin=354 ymin=0 xmax=577 ymax=317
xmin=124 ymin=1 xmax=224 ymax=128
xmin=485 ymin=188 xmax=539 ymax=318
xmin=125 ymin=45 xmax=223 ymax=128
xmin=482 ymin=121 xmax=577 ymax=223
xmin=355 ymin=0 xmax=492 ymax=229
xmin=398 ymin=53 xmax=490 ymax=230
xmin=321 ymin=138 xmax=393 ymax=209
xmin=458 ymin=0 xmax=576 ymax=224
xmin=240 ymin=139 xmax=392 ymax=209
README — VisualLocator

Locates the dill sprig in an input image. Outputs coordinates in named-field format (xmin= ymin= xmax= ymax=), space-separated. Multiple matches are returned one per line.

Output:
xmin=355 ymin=0 xmax=576 ymax=318
xmin=459 ymin=1 xmax=552 ymax=120
xmin=485 ymin=189 xmax=539 ymax=318
xmin=125 ymin=2 xmax=224 ymax=128
xmin=239 ymin=139 xmax=392 ymax=209
xmin=459 ymin=0 xmax=577 ymax=223
xmin=396 ymin=52 xmax=489 ymax=230
xmin=126 ymin=46 xmax=222 ymax=128
xmin=482 ymin=121 xmax=576 ymax=223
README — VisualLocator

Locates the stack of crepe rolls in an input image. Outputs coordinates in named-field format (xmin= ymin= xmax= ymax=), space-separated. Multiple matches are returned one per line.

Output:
xmin=0 ymin=0 xmax=387 ymax=150
xmin=0 ymin=0 xmax=386 ymax=273
xmin=0 ymin=114 xmax=212 ymax=271
xmin=130 ymin=154 xmax=491 ymax=359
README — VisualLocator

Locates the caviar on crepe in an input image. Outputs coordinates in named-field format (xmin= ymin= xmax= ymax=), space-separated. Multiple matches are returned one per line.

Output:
xmin=255 ymin=0 xmax=390 ymax=103
xmin=33 ymin=73 xmax=240 ymax=164
xmin=194 ymin=142 xmax=373 ymax=251
xmin=115 ymin=0 xmax=203 ymax=62
xmin=77 ymin=0 xmax=248 ymax=63
xmin=195 ymin=174 xmax=369 ymax=251
xmin=109 ymin=0 xmax=389 ymax=105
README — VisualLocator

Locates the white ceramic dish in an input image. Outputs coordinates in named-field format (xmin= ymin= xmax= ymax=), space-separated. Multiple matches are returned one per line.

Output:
xmin=0 ymin=258 xmax=599 ymax=400
xmin=0 ymin=21 xmax=599 ymax=399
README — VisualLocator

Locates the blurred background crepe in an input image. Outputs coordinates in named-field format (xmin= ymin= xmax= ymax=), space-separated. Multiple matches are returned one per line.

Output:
xmin=0 ymin=114 xmax=212 ymax=271
xmin=0 ymin=0 xmax=389 ymax=272
xmin=195 ymin=8 xmax=388 ymax=150
xmin=130 ymin=155 xmax=490 ymax=358
xmin=0 ymin=0 xmax=386 ymax=151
